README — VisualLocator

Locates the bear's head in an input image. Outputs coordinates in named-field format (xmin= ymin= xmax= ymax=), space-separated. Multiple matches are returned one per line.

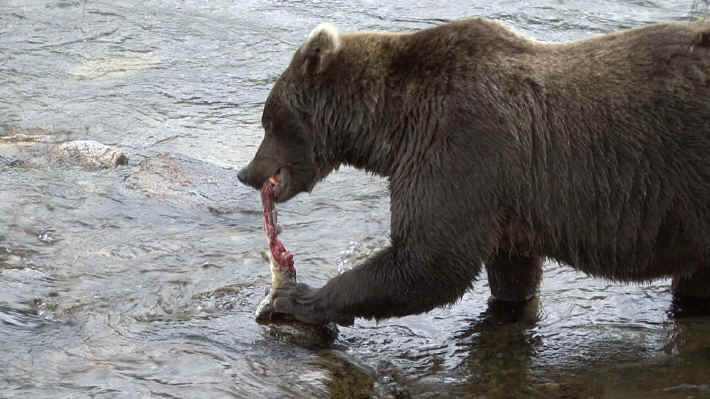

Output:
xmin=238 ymin=23 xmax=345 ymax=203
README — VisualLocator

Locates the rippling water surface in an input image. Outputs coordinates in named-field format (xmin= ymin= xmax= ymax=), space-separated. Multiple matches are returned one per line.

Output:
xmin=2 ymin=1 xmax=710 ymax=398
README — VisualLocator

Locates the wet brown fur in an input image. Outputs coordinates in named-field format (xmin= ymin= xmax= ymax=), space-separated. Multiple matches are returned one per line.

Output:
xmin=239 ymin=18 xmax=710 ymax=325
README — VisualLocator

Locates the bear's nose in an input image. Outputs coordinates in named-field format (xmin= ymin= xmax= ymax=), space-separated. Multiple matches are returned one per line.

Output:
xmin=237 ymin=167 xmax=249 ymax=185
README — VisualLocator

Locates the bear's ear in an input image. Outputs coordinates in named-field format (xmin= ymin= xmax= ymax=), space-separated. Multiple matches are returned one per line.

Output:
xmin=301 ymin=23 xmax=341 ymax=75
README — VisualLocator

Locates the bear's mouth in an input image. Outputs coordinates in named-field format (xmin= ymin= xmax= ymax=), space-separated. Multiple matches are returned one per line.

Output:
xmin=269 ymin=168 xmax=289 ymax=202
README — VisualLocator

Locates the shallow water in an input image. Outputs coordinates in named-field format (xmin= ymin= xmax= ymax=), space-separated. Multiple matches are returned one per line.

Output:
xmin=2 ymin=1 xmax=710 ymax=398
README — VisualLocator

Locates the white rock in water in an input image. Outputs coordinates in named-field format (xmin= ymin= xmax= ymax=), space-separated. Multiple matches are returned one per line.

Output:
xmin=50 ymin=140 xmax=127 ymax=168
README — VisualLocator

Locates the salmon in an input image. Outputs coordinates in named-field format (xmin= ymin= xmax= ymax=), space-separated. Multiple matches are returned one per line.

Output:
xmin=255 ymin=176 xmax=296 ymax=320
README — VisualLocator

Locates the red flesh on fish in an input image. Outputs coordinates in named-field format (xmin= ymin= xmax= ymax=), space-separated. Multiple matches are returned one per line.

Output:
xmin=261 ymin=176 xmax=295 ymax=273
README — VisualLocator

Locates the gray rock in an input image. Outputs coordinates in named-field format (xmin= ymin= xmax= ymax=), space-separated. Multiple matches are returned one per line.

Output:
xmin=124 ymin=153 xmax=244 ymax=211
xmin=50 ymin=140 xmax=127 ymax=168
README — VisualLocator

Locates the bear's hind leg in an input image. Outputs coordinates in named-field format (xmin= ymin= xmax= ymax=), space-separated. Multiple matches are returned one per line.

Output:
xmin=485 ymin=251 xmax=542 ymax=302
xmin=671 ymin=267 xmax=710 ymax=316
xmin=672 ymin=267 xmax=710 ymax=299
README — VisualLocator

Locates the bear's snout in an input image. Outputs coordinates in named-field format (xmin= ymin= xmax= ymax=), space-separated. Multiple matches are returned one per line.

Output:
xmin=237 ymin=167 xmax=250 ymax=187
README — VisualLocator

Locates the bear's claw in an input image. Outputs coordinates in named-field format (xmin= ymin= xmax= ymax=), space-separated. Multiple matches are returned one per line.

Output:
xmin=265 ymin=282 xmax=354 ymax=327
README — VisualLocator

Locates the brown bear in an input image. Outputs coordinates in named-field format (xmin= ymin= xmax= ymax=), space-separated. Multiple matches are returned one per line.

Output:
xmin=237 ymin=18 xmax=710 ymax=326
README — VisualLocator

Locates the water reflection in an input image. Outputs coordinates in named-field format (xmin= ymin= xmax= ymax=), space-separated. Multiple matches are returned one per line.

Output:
xmin=451 ymin=299 xmax=542 ymax=398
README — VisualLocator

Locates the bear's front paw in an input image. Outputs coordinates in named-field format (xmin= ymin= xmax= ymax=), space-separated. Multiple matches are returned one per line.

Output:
xmin=268 ymin=282 xmax=354 ymax=327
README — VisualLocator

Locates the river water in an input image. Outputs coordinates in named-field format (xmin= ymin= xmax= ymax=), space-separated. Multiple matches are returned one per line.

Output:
xmin=2 ymin=1 xmax=710 ymax=398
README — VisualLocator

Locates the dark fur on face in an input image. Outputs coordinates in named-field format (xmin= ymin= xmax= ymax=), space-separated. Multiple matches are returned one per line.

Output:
xmin=240 ymin=18 xmax=710 ymax=326
xmin=238 ymin=25 xmax=343 ymax=202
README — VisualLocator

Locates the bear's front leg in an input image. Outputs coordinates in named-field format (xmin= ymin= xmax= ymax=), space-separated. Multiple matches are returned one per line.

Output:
xmin=267 ymin=246 xmax=482 ymax=325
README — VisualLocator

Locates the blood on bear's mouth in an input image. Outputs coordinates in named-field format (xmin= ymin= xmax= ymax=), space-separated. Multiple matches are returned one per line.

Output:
xmin=268 ymin=175 xmax=281 ymax=194
xmin=267 ymin=168 xmax=290 ymax=202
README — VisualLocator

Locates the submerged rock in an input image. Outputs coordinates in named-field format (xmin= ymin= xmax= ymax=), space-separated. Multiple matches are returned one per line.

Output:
xmin=259 ymin=316 xmax=339 ymax=349
xmin=316 ymin=351 xmax=377 ymax=399
xmin=50 ymin=140 xmax=127 ymax=168
xmin=124 ymin=153 xmax=244 ymax=211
